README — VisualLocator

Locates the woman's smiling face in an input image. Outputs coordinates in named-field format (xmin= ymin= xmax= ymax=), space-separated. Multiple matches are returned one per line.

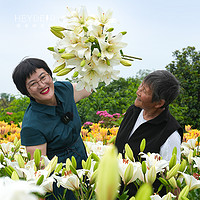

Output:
xmin=134 ymin=82 xmax=156 ymax=110
xmin=26 ymin=68 xmax=56 ymax=106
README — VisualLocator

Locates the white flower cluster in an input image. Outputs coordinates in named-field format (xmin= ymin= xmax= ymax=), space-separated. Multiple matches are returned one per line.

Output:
xmin=48 ymin=6 xmax=139 ymax=92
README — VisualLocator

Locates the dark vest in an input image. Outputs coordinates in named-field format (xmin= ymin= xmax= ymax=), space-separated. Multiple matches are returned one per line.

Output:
xmin=115 ymin=105 xmax=183 ymax=198
xmin=115 ymin=105 xmax=183 ymax=160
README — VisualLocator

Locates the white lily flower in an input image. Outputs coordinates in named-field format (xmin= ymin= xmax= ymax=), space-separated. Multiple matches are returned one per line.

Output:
xmin=95 ymin=7 xmax=114 ymax=26
xmin=118 ymin=158 xmax=144 ymax=185
xmin=145 ymin=165 xmax=157 ymax=184
xmin=50 ymin=6 xmax=134 ymax=91
xmin=181 ymin=138 xmax=198 ymax=157
xmin=107 ymin=32 xmax=127 ymax=49
xmin=141 ymin=152 xmax=169 ymax=173
xmin=79 ymin=68 xmax=101 ymax=91
xmin=100 ymin=68 xmax=120 ymax=85
xmin=40 ymin=176 xmax=55 ymax=193
xmin=61 ymin=32 xmax=91 ymax=59
xmin=192 ymin=157 xmax=200 ymax=170
xmin=53 ymin=169 xmax=85 ymax=191
xmin=84 ymin=141 xmax=108 ymax=157
xmin=150 ymin=192 xmax=176 ymax=200
xmin=64 ymin=6 xmax=92 ymax=29
xmin=180 ymin=172 xmax=200 ymax=190
xmin=76 ymin=79 xmax=93 ymax=92
xmin=53 ymin=53 xmax=66 ymax=68
xmin=89 ymin=25 xmax=106 ymax=41
xmin=0 ymin=177 xmax=45 ymax=200
xmin=0 ymin=142 xmax=15 ymax=155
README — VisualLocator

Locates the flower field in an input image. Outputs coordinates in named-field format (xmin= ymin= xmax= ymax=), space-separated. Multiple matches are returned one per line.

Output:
xmin=0 ymin=111 xmax=200 ymax=200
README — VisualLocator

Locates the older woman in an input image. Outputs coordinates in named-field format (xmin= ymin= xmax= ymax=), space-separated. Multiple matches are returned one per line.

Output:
xmin=115 ymin=70 xmax=183 ymax=197
xmin=12 ymin=57 xmax=91 ymax=200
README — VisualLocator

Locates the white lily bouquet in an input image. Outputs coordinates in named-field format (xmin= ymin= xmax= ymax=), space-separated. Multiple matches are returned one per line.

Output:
xmin=48 ymin=6 xmax=141 ymax=92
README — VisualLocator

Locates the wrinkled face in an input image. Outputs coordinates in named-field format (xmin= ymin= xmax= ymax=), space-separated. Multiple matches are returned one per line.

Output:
xmin=26 ymin=68 xmax=56 ymax=106
xmin=135 ymin=82 xmax=157 ymax=110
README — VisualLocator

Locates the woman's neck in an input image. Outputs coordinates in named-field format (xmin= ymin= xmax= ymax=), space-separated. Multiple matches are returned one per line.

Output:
xmin=143 ymin=108 xmax=165 ymax=121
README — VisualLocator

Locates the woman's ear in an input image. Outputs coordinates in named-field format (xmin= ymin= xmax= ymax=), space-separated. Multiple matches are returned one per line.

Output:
xmin=155 ymin=99 xmax=165 ymax=108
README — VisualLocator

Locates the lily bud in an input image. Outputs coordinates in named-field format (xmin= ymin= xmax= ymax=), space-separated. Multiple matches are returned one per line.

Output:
xmin=72 ymin=71 xmax=79 ymax=78
xmin=58 ymin=48 xmax=65 ymax=53
xmin=90 ymin=169 xmax=98 ymax=185
xmin=88 ymin=36 xmax=96 ymax=42
xmin=179 ymin=159 xmax=187 ymax=172
xmin=169 ymin=154 xmax=177 ymax=170
xmin=82 ymin=160 xmax=86 ymax=169
xmin=140 ymin=139 xmax=146 ymax=152
xmin=172 ymin=147 xmax=177 ymax=155
xmin=45 ymin=155 xmax=58 ymax=176
xmin=5 ymin=166 xmax=13 ymax=177
xmin=11 ymin=171 xmax=19 ymax=181
xmin=61 ymin=53 xmax=76 ymax=60
xmin=71 ymin=156 xmax=77 ymax=169
xmin=142 ymin=161 xmax=147 ymax=174
xmin=13 ymin=137 xmax=18 ymax=146
xmin=50 ymin=29 xmax=64 ymax=39
xmin=85 ymin=156 xmax=92 ymax=170
xmin=125 ymin=143 xmax=134 ymax=162
xmin=51 ymin=26 xmax=66 ymax=31
xmin=147 ymin=166 xmax=156 ymax=184
xmin=91 ymin=152 xmax=100 ymax=162
xmin=83 ymin=26 xmax=88 ymax=32
xmin=178 ymin=185 xmax=189 ymax=200
xmin=54 ymin=163 xmax=63 ymax=175
xmin=158 ymin=177 xmax=169 ymax=187
xmin=168 ymin=176 xmax=177 ymax=188
xmin=66 ymin=158 xmax=72 ymax=171
xmin=106 ymin=58 xmax=110 ymax=66
xmin=129 ymin=197 xmax=136 ymax=200
xmin=53 ymin=63 xmax=66 ymax=73
xmin=15 ymin=139 xmax=21 ymax=150
xmin=70 ymin=164 xmax=78 ymax=175
xmin=15 ymin=154 xmax=25 ymax=168
xmin=121 ymin=31 xmax=127 ymax=35
xmin=93 ymin=162 xmax=99 ymax=171
xmin=193 ymin=149 xmax=197 ymax=157
xmin=36 ymin=174 xmax=44 ymax=185
xmin=0 ymin=154 xmax=4 ymax=163
xmin=56 ymin=68 xmax=74 ymax=76
xmin=47 ymin=47 xmax=55 ymax=52
xmin=166 ymin=163 xmax=180 ymax=180
xmin=34 ymin=149 xmax=41 ymax=169
xmin=96 ymin=145 xmax=120 ymax=200
xmin=120 ymin=59 xmax=132 ymax=66
xmin=135 ymin=183 xmax=153 ymax=200
xmin=80 ymin=60 xmax=86 ymax=67
xmin=27 ymin=152 xmax=31 ymax=161
xmin=124 ymin=163 xmax=134 ymax=185
xmin=106 ymin=28 xmax=114 ymax=32
xmin=188 ymin=150 xmax=193 ymax=164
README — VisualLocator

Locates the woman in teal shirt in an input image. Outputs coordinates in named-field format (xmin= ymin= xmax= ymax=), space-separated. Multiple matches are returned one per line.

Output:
xmin=12 ymin=58 xmax=91 ymax=199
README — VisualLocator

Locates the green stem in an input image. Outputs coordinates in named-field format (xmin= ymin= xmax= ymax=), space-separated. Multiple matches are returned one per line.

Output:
xmin=123 ymin=54 xmax=142 ymax=60
xmin=122 ymin=57 xmax=134 ymax=61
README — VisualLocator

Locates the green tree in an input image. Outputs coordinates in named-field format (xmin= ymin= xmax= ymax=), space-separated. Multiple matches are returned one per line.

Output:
xmin=166 ymin=46 xmax=200 ymax=129
xmin=77 ymin=74 xmax=143 ymax=124
xmin=0 ymin=95 xmax=30 ymax=124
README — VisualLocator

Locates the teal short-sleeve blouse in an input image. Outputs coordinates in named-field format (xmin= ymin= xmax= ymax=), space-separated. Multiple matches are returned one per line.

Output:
xmin=21 ymin=81 xmax=87 ymax=164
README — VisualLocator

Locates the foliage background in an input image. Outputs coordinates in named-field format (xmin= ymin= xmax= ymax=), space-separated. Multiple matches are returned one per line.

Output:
xmin=0 ymin=46 xmax=199 ymax=129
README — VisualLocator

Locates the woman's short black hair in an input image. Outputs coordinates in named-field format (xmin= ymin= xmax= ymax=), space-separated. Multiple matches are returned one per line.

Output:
xmin=143 ymin=70 xmax=180 ymax=108
xmin=12 ymin=58 xmax=52 ymax=96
